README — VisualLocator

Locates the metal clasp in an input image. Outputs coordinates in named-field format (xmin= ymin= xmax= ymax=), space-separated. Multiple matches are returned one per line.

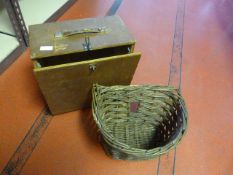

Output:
xmin=83 ymin=36 xmax=91 ymax=51
xmin=89 ymin=64 xmax=96 ymax=71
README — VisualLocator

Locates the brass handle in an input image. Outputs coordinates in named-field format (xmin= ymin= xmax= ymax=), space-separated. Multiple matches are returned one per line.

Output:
xmin=54 ymin=27 xmax=106 ymax=38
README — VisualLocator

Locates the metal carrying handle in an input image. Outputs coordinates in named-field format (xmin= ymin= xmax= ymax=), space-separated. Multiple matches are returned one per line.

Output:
xmin=54 ymin=27 xmax=106 ymax=38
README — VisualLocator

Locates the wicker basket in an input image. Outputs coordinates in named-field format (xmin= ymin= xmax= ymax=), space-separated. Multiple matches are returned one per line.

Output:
xmin=92 ymin=84 xmax=188 ymax=160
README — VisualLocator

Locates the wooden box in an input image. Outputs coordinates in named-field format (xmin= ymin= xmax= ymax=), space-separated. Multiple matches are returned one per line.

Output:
xmin=29 ymin=16 xmax=141 ymax=115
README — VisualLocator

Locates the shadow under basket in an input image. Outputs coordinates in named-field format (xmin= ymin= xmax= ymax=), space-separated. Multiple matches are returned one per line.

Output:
xmin=92 ymin=84 xmax=188 ymax=160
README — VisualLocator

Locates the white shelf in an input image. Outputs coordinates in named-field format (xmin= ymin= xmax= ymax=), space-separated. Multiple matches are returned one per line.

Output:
xmin=0 ymin=34 xmax=19 ymax=63
xmin=19 ymin=0 xmax=70 ymax=29
xmin=0 ymin=0 xmax=70 ymax=64
xmin=0 ymin=1 xmax=19 ymax=63
xmin=0 ymin=2 xmax=15 ymax=35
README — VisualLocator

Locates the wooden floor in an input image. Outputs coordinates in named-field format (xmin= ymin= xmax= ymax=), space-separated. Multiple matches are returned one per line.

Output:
xmin=0 ymin=0 xmax=233 ymax=174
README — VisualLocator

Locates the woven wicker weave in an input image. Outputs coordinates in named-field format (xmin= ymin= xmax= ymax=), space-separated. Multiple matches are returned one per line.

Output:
xmin=92 ymin=84 xmax=188 ymax=160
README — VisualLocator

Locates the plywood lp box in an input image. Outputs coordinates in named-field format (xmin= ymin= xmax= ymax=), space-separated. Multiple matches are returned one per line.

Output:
xmin=29 ymin=16 xmax=141 ymax=115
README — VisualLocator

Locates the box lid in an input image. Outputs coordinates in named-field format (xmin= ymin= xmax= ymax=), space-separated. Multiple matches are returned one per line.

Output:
xmin=29 ymin=15 xmax=135 ymax=59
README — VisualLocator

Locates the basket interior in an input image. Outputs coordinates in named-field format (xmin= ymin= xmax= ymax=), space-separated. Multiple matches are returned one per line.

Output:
xmin=94 ymin=85 xmax=184 ymax=150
